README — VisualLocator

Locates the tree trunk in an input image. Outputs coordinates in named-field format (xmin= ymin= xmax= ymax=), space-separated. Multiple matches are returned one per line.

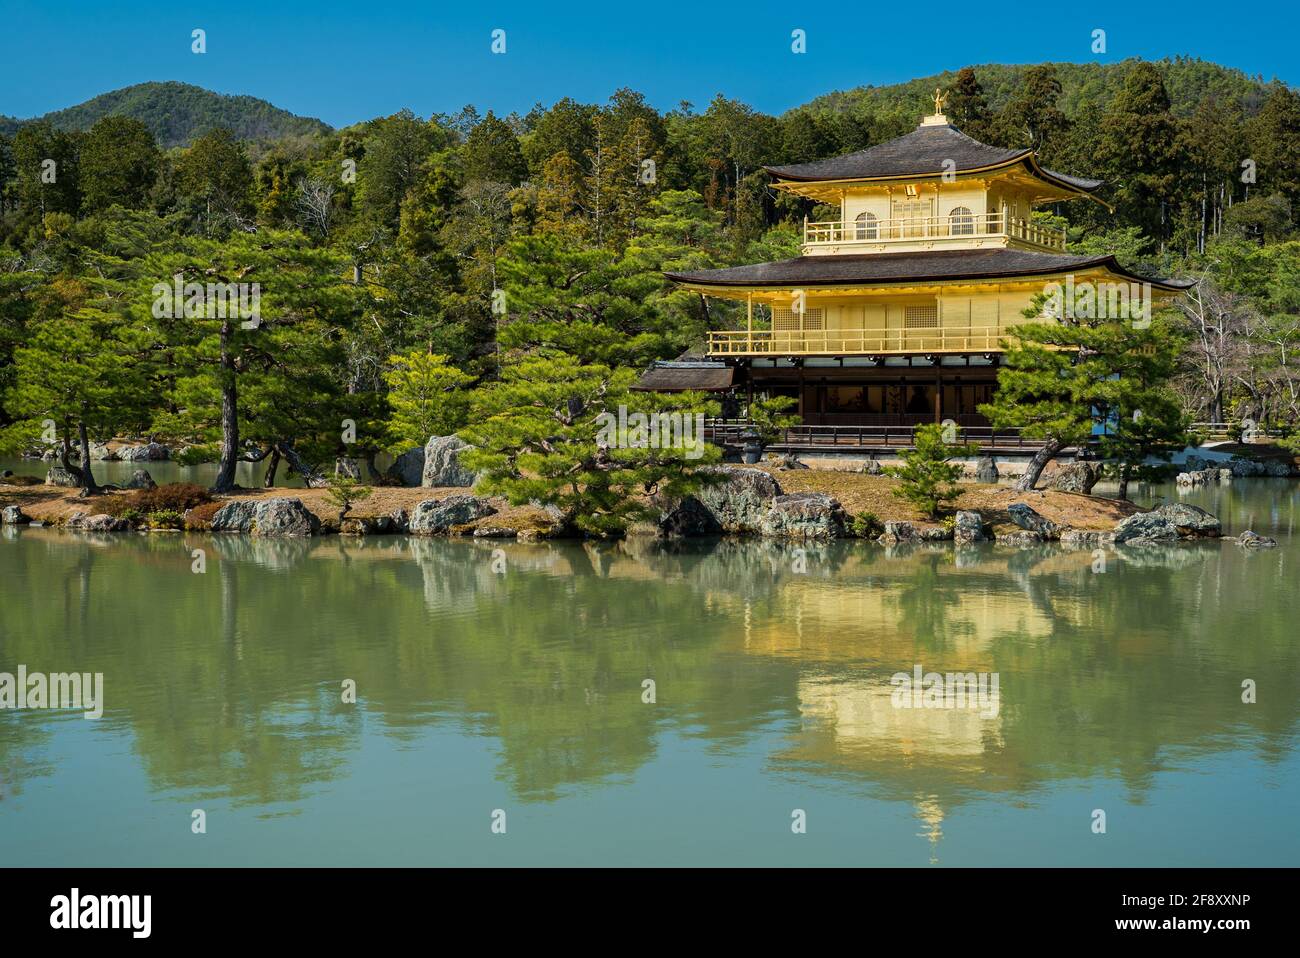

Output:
xmin=212 ymin=319 xmax=239 ymax=493
xmin=1014 ymin=437 xmax=1064 ymax=491
xmin=275 ymin=442 xmax=329 ymax=488
xmin=1117 ymin=462 xmax=1131 ymax=501
xmin=263 ymin=447 xmax=281 ymax=487
xmin=77 ymin=419 xmax=100 ymax=494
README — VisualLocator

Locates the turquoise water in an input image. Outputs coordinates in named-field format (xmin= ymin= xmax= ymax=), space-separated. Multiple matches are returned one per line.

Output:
xmin=1 ymin=480 xmax=1297 ymax=866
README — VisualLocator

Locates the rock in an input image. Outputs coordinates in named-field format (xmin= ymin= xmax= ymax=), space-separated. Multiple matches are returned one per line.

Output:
xmin=118 ymin=442 xmax=170 ymax=462
xmin=90 ymin=442 xmax=119 ymax=461
xmin=997 ymin=530 xmax=1045 ymax=546
xmin=1237 ymin=530 xmax=1277 ymax=549
xmin=769 ymin=453 xmax=808 ymax=470
xmin=210 ymin=498 xmax=320 ymax=537
xmin=409 ymin=495 xmax=497 ymax=534
xmin=974 ymin=456 xmax=1000 ymax=484
xmin=953 ymin=510 xmax=987 ymax=544
xmin=879 ymin=521 xmax=917 ymax=545
xmin=125 ymin=469 xmax=157 ymax=490
xmin=1113 ymin=511 xmax=1178 ymax=544
xmin=861 ymin=459 xmax=884 ymax=476
xmin=1059 ymin=529 xmax=1114 ymax=547
xmin=657 ymin=495 xmax=723 ymax=538
xmin=1229 ymin=457 xmax=1293 ymax=478
xmin=1 ymin=505 xmax=31 ymax=525
xmin=1007 ymin=502 xmax=1063 ymax=539
xmin=1176 ymin=469 xmax=1217 ymax=486
xmin=1218 ymin=468 xmax=1234 ymax=482
xmin=66 ymin=512 xmax=130 ymax=532
xmin=1154 ymin=502 xmax=1221 ymax=537
xmin=472 ymin=526 xmax=518 ymax=539
xmin=1045 ymin=461 xmax=1101 ymax=494
xmin=253 ymin=498 xmax=320 ymax=537
xmin=422 ymin=435 xmax=478 ymax=488
xmin=41 ymin=449 xmax=58 ymax=462
xmin=693 ymin=467 xmax=783 ymax=534
xmin=1183 ymin=454 xmax=1215 ymax=473
xmin=335 ymin=457 xmax=362 ymax=480
xmin=45 ymin=466 xmax=81 ymax=487
xmin=387 ymin=508 xmax=410 ymax=534
xmin=759 ymin=492 xmax=848 ymax=539
xmin=388 ymin=447 xmax=426 ymax=487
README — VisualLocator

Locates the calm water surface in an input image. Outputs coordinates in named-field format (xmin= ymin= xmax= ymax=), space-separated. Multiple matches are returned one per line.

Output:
xmin=1 ymin=479 xmax=1297 ymax=866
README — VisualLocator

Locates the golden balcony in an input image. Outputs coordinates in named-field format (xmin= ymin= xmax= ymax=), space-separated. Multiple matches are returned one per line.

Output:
xmin=706 ymin=325 xmax=1016 ymax=357
xmin=803 ymin=212 xmax=1066 ymax=253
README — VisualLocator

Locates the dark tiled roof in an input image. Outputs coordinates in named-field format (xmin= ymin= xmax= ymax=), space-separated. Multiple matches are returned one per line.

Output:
xmin=666 ymin=248 xmax=1194 ymax=291
xmin=766 ymin=123 xmax=1103 ymax=192
xmin=631 ymin=362 xmax=735 ymax=392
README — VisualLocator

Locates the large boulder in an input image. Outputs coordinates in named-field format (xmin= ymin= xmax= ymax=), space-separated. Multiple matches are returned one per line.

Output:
xmin=1229 ymin=457 xmax=1293 ymax=478
xmin=90 ymin=442 xmax=119 ymax=461
xmin=861 ymin=459 xmax=884 ymax=476
xmin=693 ymin=467 xmax=782 ymax=534
xmin=334 ymin=457 xmax=362 ymax=480
xmin=422 ymin=435 xmax=477 ymax=488
xmin=1155 ymin=502 xmax=1221 ymax=537
xmin=66 ymin=512 xmax=130 ymax=532
xmin=759 ymin=492 xmax=848 ymax=539
xmin=657 ymin=495 xmax=723 ymax=538
xmin=45 ymin=466 xmax=81 ymax=487
xmin=973 ymin=456 xmax=1000 ymax=484
xmin=1 ymin=505 xmax=31 ymax=525
xmin=125 ymin=469 xmax=157 ymax=490
xmin=1007 ymin=502 xmax=1063 ymax=539
xmin=953 ymin=510 xmax=988 ymax=544
xmin=1113 ymin=511 xmax=1178 ymax=544
xmin=409 ymin=495 xmax=497 ymax=534
xmin=388 ymin=447 xmax=426 ymax=487
xmin=1176 ymin=469 xmax=1218 ymax=487
xmin=210 ymin=498 xmax=320 ymax=537
xmin=118 ymin=442 xmax=170 ymax=462
xmin=1046 ymin=461 xmax=1101 ymax=494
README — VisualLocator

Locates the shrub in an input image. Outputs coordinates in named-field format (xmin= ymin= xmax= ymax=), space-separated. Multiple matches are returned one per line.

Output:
xmin=850 ymin=511 xmax=883 ymax=539
xmin=174 ymin=445 xmax=220 ymax=466
xmin=146 ymin=509 xmax=184 ymax=530
xmin=102 ymin=483 xmax=212 ymax=521
xmin=184 ymin=501 xmax=224 ymax=530
xmin=133 ymin=482 xmax=212 ymax=513
xmin=886 ymin=424 xmax=976 ymax=518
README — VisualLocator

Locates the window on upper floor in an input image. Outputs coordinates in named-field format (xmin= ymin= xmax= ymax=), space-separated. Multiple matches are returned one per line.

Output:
xmin=854 ymin=211 xmax=878 ymax=240
xmin=949 ymin=206 xmax=975 ymax=235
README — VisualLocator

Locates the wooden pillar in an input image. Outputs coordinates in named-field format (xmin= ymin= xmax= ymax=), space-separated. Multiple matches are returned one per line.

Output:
xmin=935 ymin=364 xmax=943 ymax=424
xmin=747 ymin=292 xmax=753 ymax=352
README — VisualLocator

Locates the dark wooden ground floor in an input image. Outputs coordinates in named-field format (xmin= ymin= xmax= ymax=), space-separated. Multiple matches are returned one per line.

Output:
xmin=732 ymin=357 xmax=1002 ymax=427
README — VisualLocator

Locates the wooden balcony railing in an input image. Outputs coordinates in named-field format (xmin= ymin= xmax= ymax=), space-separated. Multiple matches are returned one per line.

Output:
xmin=804 ymin=212 xmax=1066 ymax=251
xmin=708 ymin=325 xmax=1013 ymax=356
xmin=702 ymin=419 xmax=1069 ymax=452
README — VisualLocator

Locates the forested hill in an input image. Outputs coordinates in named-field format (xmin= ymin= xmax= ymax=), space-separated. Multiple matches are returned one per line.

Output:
xmin=804 ymin=56 xmax=1272 ymax=124
xmin=0 ymin=81 xmax=332 ymax=147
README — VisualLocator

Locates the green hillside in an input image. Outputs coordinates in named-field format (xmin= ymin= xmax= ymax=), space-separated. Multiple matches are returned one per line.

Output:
xmin=802 ymin=56 xmax=1271 ymax=122
xmin=1 ymin=81 xmax=331 ymax=147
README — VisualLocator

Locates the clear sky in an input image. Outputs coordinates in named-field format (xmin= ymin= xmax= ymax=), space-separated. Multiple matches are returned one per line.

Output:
xmin=2 ymin=0 xmax=1296 ymax=126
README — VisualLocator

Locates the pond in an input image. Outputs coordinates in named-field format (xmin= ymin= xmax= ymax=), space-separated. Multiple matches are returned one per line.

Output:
xmin=1 ymin=479 xmax=1297 ymax=866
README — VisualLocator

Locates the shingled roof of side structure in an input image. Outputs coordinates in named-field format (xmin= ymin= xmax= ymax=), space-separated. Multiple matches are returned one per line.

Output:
xmin=665 ymin=248 xmax=1194 ymax=291
xmin=765 ymin=123 xmax=1102 ymax=193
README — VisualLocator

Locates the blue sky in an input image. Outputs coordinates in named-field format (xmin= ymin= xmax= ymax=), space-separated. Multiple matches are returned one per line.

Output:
xmin=2 ymin=0 xmax=1296 ymax=126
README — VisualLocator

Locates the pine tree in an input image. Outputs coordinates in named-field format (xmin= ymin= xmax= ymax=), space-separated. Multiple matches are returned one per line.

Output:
xmin=460 ymin=353 xmax=718 ymax=537
xmin=886 ymin=423 xmax=975 ymax=517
